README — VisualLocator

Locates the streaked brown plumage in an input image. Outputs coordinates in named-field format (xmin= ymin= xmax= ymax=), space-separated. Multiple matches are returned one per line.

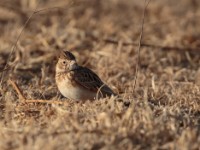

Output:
xmin=55 ymin=50 xmax=116 ymax=100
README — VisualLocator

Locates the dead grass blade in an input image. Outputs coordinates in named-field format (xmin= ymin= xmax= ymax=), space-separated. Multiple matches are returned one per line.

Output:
xmin=133 ymin=0 xmax=151 ymax=91
xmin=24 ymin=100 xmax=66 ymax=105
xmin=104 ymin=38 xmax=200 ymax=54
xmin=8 ymin=79 xmax=26 ymax=102
xmin=9 ymin=79 xmax=68 ymax=105
xmin=0 ymin=0 xmax=41 ymax=87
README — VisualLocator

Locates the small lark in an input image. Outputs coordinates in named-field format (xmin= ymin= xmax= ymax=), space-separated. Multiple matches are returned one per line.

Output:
xmin=55 ymin=50 xmax=116 ymax=100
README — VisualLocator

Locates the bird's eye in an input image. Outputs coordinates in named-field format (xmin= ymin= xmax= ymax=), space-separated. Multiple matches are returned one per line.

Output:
xmin=62 ymin=61 xmax=66 ymax=65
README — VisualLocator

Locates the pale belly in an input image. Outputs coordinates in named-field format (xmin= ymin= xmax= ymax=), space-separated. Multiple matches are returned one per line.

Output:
xmin=56 ymin=78 xmax=97 ymax=101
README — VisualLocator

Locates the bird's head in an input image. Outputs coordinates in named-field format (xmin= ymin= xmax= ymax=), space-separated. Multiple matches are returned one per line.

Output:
xmin=56 ymin=50 xmax=78 ymax=73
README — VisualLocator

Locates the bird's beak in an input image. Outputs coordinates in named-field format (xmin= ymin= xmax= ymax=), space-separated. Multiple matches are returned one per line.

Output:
xmin=69 ymin=61 xmax=78 ymax=71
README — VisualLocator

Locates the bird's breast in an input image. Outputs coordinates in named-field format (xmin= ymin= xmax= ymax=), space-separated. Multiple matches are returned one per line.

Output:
xmin=55 ymin=73 xmax=96 ymax=100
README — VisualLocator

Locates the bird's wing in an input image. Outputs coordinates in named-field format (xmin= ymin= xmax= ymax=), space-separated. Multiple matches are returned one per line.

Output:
xmin=73 ymin=67 xmax=115 ymax=96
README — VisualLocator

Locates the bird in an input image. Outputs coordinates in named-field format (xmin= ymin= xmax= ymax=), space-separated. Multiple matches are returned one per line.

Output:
xmin=55 ymin=50 xmax=117 ymax=101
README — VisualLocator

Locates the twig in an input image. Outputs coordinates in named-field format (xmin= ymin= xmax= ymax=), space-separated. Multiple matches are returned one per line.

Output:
xmin=9 ymin=79 xmax=68 ymax=105
xmin=133 ymin=0 xmax=151 ymax=91
xmin=103 ymin=38 xmax=200 ymax=54
xmin=0 ymin=1 xmax=41 ymax=87
xmin=24 ymin=100 xmax=67 ymax=105
xmin=8 ymin=79 xmax=26 ymax=102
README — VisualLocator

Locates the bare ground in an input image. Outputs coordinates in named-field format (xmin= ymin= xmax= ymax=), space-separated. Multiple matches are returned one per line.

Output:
xmin=0 ymin=0 xmax=200 ymax=149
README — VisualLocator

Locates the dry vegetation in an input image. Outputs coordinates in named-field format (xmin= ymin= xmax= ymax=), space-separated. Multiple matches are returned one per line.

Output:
xmin=0 ymin=0 xmax=200 ymax=149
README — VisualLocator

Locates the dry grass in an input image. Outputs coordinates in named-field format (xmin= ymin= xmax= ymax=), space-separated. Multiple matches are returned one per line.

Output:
xmin=0 ymin=0 xmax=200 ymax=149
